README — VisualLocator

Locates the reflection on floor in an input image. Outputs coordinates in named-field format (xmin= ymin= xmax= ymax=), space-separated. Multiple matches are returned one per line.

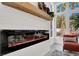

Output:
xmin=63 ymin=50 xmax=79 ymax=56
xmin=45 ymin=50 xmax=79 ymax=56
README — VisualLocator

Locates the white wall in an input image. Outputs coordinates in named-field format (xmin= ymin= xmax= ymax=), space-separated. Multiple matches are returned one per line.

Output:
xmin=0 ymin=3 xmax=51 ymax=56
xmin=0 ymin=3 xmax=50 ymax=30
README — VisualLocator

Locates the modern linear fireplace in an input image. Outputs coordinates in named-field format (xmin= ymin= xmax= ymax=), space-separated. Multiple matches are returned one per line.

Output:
xmin=0 ymin=30 xmax=49 ymax=55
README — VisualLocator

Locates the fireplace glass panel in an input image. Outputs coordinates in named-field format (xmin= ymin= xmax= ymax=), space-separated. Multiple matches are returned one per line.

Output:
xmin=0 ymin=30 xmax=49 ymax=55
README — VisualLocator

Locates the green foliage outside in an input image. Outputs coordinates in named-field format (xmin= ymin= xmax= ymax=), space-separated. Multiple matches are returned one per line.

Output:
xmin=70 ymin=13 xmax=79 ymax=30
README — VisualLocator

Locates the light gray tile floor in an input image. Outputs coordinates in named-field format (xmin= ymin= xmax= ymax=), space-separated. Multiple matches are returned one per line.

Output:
xmin=45 ymin=50 xmax=79 ymax=56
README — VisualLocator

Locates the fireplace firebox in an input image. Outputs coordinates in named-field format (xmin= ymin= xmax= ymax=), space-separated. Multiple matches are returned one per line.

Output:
xmin=0 ymin=30 xmax=49 ymax=55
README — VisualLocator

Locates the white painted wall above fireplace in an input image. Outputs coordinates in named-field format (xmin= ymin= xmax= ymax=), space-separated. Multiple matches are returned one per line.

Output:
xmin=0 ymin=3 xmax=50 ymax=30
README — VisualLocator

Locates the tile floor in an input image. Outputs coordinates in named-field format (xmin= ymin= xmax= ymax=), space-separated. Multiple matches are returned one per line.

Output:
xmin=45 ymin=50 xmax=79 ymax=56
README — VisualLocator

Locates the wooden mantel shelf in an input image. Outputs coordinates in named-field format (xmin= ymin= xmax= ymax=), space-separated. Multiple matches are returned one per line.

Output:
xmin=2 ymin=2 xmax=52 ymax=21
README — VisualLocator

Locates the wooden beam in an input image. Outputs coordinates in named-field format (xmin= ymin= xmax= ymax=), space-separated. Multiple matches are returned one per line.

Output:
xmin=2 ymin=2 xmax=52 ymax=21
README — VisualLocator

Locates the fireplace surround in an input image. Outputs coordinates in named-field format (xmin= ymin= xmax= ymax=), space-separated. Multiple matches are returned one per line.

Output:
xmin=0 ymin=30 xmax=49 ymax=55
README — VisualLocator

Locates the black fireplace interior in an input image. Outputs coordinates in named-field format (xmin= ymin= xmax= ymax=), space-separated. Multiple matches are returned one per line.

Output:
xmin=0 ymin=30 xmax=49 ymax=55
